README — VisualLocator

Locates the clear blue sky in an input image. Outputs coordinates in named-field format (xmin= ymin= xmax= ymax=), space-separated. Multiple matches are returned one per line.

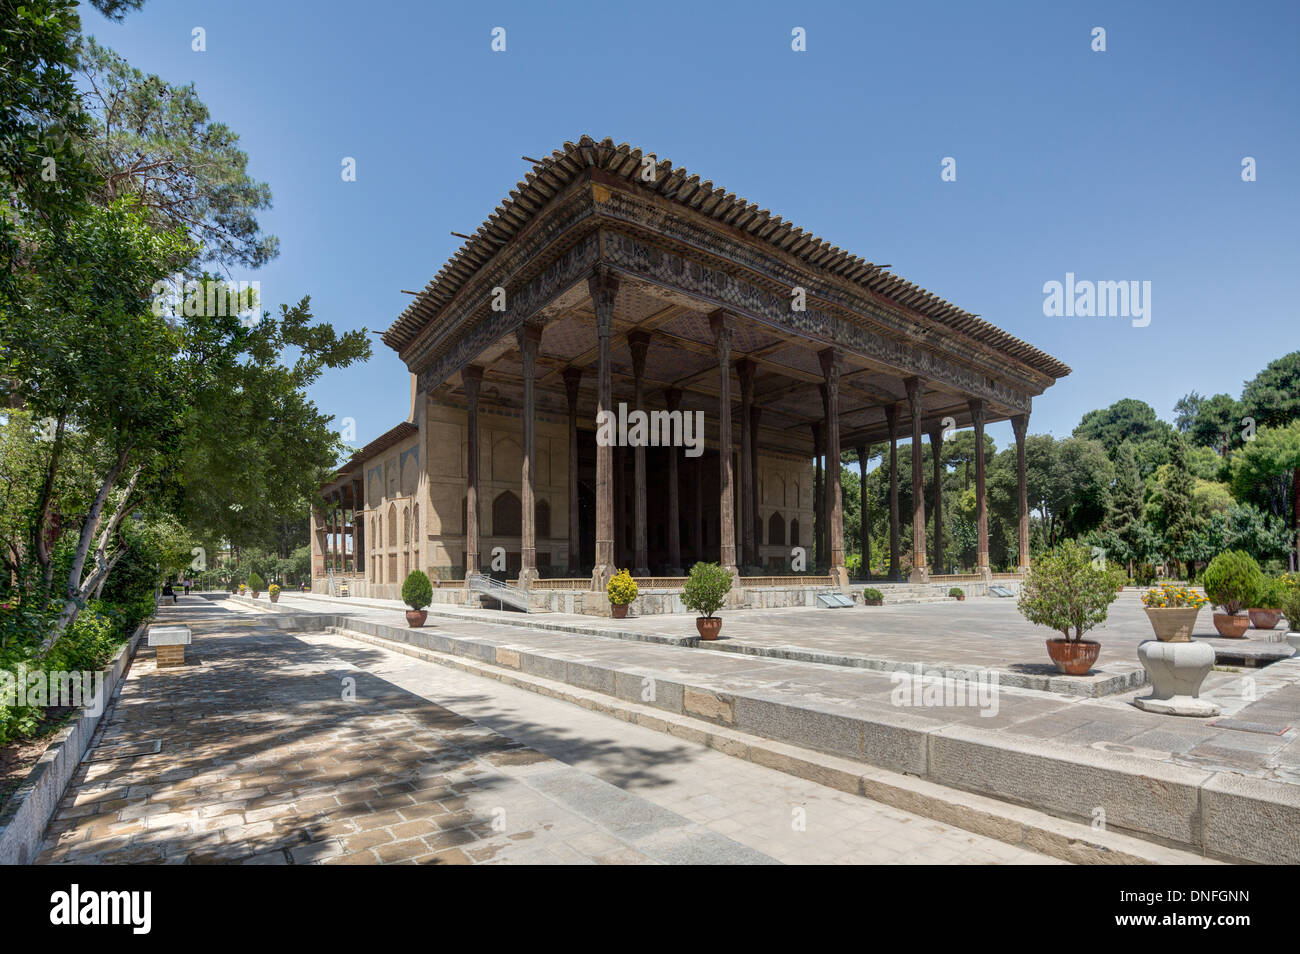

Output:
xmin=85 ymin=0 xmax=1300 ymax=455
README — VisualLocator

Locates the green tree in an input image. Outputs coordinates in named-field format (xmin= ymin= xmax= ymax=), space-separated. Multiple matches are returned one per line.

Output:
xmin=1240 ymin=353 xmax=1300 ymax=567
xmin=1073 ymin=399 xmax=1170 ymax=455
xmin=1160 ymin=432 xmax=1198 ymax=573
xmin=78 ymin=39 xmax=279 ymax=269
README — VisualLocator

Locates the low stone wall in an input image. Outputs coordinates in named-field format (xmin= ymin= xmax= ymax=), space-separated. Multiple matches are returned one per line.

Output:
xmin=325 ymin=615 xmax=1300 ymax=865
xmin=0 ymin=620 xmax=148 ymax=865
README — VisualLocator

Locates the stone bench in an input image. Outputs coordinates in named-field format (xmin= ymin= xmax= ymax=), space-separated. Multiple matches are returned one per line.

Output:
xmin=147 ymin=625 xmax=192 ymax=667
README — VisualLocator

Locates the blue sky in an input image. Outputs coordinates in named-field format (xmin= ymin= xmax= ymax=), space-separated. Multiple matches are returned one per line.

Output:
xmin=85 ymin=0 xmax=1300 ymax=454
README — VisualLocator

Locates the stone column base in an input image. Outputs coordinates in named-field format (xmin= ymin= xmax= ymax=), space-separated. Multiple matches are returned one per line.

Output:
xmin=590 ymin=564 xmax=613 ymax=592
xmin=829 ymin=565 xmax=850 ymax=591
xmin=908 ymin=567 xmax=930 ymax=584
xmin=517 ymin=568 xmax=539 ymax=591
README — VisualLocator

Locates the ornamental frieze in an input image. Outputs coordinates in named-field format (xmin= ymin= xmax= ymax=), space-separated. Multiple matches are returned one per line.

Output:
xmin=415 ymin=232 xmax=601 ymax=391
xmin=594 ymin=189 xmax=1049 ymax=396
xmin=601 ymin=230 xmax=1031 ymax=413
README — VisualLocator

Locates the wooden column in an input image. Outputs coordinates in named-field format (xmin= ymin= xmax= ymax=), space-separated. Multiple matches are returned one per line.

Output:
xmin=563 ymin=367 xmax=582 ymax=576
xmin=820 ymin=349 xmax=847 ymax=587
xmin=1012 ymin=412 xmax=1030 ymax=571
xmin=885 ymin=404 xmax=901 ymax=582
xmin=905 ymin=378 xmax=928 ymax=583
xmin=969 ymin=398 xmax=990 ymax=579
xmin=665 ymin=388 xmax=684 ymax=574
xmin=737 ymin=359 xmax=756 ymax=569
xmin=928 ymin=422 xmax=945 ymax=575
xmin=517 ymin=324 xmax=541 ymax=588
xmin=628 ymin=331 xmax=651 ymax=576
xmin=709 ymin=312 xmax=738 ymax=575
xmin=589 ymin=268 xmax=617 ymax=590
xmin=614 ymin=446 xmax=624 ymax=566
xmin=463 ymin=366 xmax=482 ymax=580
xmin=857 ymin=445 xmax=870 ymax=580
xmin=811 ymin=422 xmax=823 ymax=570
xmin=352 ymin=478 xmax=364 ymax=573
xmin=750 ymin=407 xmax=762 ymax=567
xmin=692 ymin=455 xmax=703 ymax=564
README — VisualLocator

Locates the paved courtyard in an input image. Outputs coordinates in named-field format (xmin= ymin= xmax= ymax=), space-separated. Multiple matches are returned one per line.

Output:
xmin=36 ymin=599 xmax=1055 ymax=865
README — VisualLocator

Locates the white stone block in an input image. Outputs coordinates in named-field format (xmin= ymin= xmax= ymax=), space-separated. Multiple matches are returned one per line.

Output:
xmin=147 ymin=625 xmax=192 ymax=647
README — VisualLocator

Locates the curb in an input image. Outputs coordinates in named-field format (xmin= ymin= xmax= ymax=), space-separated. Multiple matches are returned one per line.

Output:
xmin=329 ymin=625 xmax=1216 ymax=866
xmin=0 ymin=620 xmax=148 ymax=865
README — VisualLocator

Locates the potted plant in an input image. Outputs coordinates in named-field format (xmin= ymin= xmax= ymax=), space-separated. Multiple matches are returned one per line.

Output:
xmin=949 ymin=586 xmax=965 ymax=601
xmin=1279 ymin=586 xmax=1300 ymax=653
xmin=862 ymin=587 xmax=884 ymax=607
xmin=247 ymin=572 xmax=265 ymax=599
xmin=1141 ymin=583 xmax=1207 ymax=641
xmin=238 ymin=582 xmax=247 ymax=595
xmin=681 ymin=562 xmax=732 ymax=640
xmin=606 ymin=569 xmax=638 ymax=619
xmin=1247 ymin=578 xmax=1285 ymax=630
xmin=402 ymin=569 xmax=432 ymax=627
xmin=1017 ymin=543 xmax=1118 ymax=675
xmin=269 ymin=583 xmax=281 ymax=604
xmin=1201 ymin=550 xmax=1263 ymax=638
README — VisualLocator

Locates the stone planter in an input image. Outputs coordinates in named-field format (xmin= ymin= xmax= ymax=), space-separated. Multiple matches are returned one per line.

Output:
xmin=610 ymin=603 xmax=629 ymax=619
xmin=405 ymin=609 xmax=428 ymax=628
xmin=696 ymin=616 xmax=722 ymax=640
xmin=1143 ymin=606 xmax=1200 ymax=642
xmin=1212 ymin=612 xmax=1250 ymax=638
xmin=1247 ymin=608 xmax=1281 ymax=630
xmin=1134 ymin=639 xmax=1220 ymax=716
xmin=1045 ymin=638 xmax=1100 ymax=675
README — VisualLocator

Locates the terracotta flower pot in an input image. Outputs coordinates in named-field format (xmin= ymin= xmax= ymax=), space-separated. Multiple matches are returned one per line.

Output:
xmin=1212 ymin=612 xmax=1249 ymax=638
xmin=864 ymin=599 xmax=882 ymax=607
xmin=695 ymin=616 xmax=722 ymax=640
xmin=955 ymin=595 xmax=965 ymax=601
xmin=610 ymin=603 xmax=629 ymax=619
xmin=1144 ymin=606 xmax=1200 ymax=642
xmin=270 ymin=592 xmax=280 ymax=604
xmin=251 ymin=591 xmax=260 ymax=600
xmin=1247 ymin=608 xmax=1281 ymax=630
xmin=405 ymin=609 xmax=428 ymax=628
xmin=1045 ymin=638 xmax=1101 ymax=675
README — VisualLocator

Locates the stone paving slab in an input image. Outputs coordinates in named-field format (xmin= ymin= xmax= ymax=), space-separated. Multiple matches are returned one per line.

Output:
xmin=34 ymin=599 xmax=1058 ymax=865
xmin=246 ymin=591 xmax=1300 ymax=862
xmin=36 ymin=602 xmax=779 ymax=865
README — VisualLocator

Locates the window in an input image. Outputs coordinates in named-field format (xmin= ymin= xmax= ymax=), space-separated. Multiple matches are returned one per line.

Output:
xmin=493 ymin=490 xmax=521 ymax=536
xmin=768 ymin=512 xmax=786 ymax=546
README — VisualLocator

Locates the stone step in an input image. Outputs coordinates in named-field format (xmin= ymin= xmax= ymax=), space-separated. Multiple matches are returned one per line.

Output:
xmin=331 ymin=624 xmax=1215 ymax=866
xmin=289 ymin=611 xmax=1296 ymax=864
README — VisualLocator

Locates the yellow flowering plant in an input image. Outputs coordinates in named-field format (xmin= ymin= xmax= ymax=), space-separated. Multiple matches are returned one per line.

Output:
xmin=1142 ymin=583 xmax=1208 ymax=609
xmin=606 ymin=569 xmax=639 ymax=606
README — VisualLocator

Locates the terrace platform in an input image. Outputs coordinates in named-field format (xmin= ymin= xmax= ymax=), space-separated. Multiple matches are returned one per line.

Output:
xmin=228 ymin=590 xmax=1300 ymax=863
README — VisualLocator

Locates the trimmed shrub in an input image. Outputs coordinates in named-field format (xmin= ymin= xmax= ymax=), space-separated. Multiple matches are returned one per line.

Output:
xmin=247 ymin=572 xmax=265 ymax=593
xmin=606 ymin=569 xmax=638 ymax=606
xmin=1201 ymin=550 xmax=1263 ymax=615
xmin=948 ymin=587 xmax=964 ymax=598
xmin=681 ymin=562 xmax=732 ymax=618
xmin=402 ymin=570 xmax=433 ymax=610
xmin=862 ymin=588 xmax=884 ymax=603
xmin=1017 ymin=543 xmax=1119 ymax=641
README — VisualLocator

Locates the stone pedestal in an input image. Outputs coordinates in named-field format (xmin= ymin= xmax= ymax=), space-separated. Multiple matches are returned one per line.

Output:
xmin=148 ymin=625 xmax=192 ymax=668
xmin=1134 ymin=640 xmax=1219 ymax=717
